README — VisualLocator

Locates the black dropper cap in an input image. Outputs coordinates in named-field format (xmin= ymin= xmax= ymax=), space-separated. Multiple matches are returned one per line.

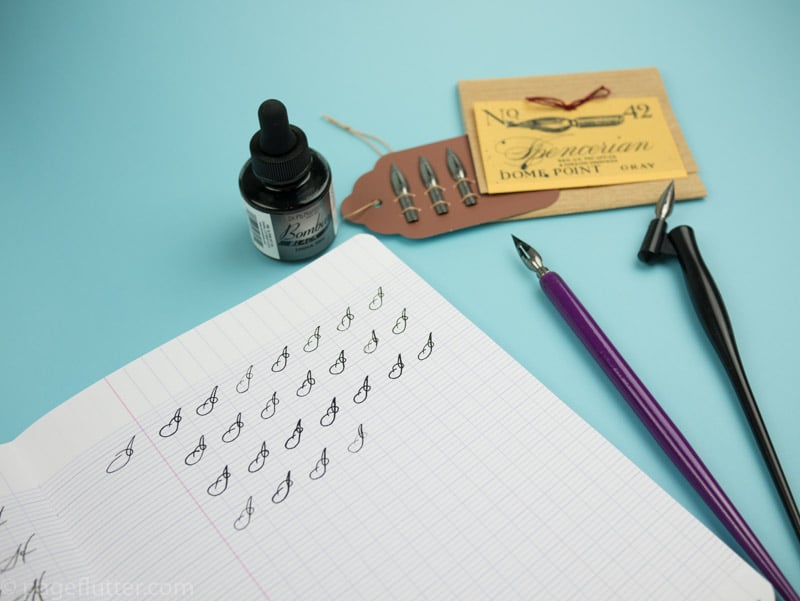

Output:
xmin=249 ymin=99 xmax=312 ymax=186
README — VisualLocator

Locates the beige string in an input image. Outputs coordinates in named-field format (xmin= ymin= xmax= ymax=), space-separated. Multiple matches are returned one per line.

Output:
xmin=344 ymin=199 xmax=383 ymax=219
xmin=392 ymin=193 xmax=420 ymax=217
xmin=322 ymin=115 xmax=394 ymax=155
xmin=324 ymin=115 xmax=402 ymax=220
xmin=424 ymin=185 xmax=449 ymax=211
xmin=453 ymin=177 xmax=478 ymax=205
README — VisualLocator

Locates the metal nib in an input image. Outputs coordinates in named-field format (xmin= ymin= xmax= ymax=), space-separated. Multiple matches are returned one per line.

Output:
xmin=655 ymin=180 xmax=675 ymax=221
xmin=638 ymin=180 xmax=677 ymax=263
xmin=445 ymin=147 xmax=465 ymax=180
xmin=390 ymin=163 xmax=410 ymax=196
xmin=511 ymin=235 xmax=549 ymax=278
xmin=419 ymin=155 xmax=448 ymax=215
xmin=390 ymin=163 xmax=419 ymax=224
xmin=446 ymin=147 xmax=478 ymax=207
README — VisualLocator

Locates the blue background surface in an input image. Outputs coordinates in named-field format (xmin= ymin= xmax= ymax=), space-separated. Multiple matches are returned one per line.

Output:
xmin=2 ymin=0 xmax=798 ymax=594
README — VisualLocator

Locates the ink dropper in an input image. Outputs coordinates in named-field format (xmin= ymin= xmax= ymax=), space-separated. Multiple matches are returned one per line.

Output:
xmin=511 ymin=234 xmax=799 ymax=601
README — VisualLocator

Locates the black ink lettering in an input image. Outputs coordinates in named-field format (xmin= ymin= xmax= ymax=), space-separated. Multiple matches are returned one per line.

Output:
xmin=271 ymin=346 xmax=290 ymax=372
xmin=105 ymin=435 xmax=135 ymax=474
xmin=388 ymin=354 xmax=404 ymax=379
xmin=392 ymin=308 xmax=408 ymax=334
xmin=222 ymin=412 xmax=244 ymax=443
xmin=363 ymin=329 xmax=379 ymax=354
xmin=284 ymin=419 xmax=303 ymax=450
xmin=310 ymin=448 xmax=329 ymax=480
xmin=17 ymin=569 xmax=46 ymax=601
xmin=207 ymin=465 xmax=230 ymax=497
xmin=418 ymin=332 xmax=434 ymax=360
xmin=348 ymin=424 xmax=366 ymax=453
xmin=320 ymin=397 xmax=339 ymax=427
xmin=260 ymin=391 xmax=279 ymax=420
xmin=158 ymin=409 xmax=182 ymax=438
xmin=0 ymin=533 xmax=36 ymax=575
xmin=0 ymin=505 xmax=5 ymax=527
xmin=296 ymin=370 xmax=315 ymax=397
xmin=184 ymin=435 xmax=206 ymax=466
xmin=248 ymin=441 xmax=270 ymax=473
xmin=329 ymin=350 xmax=346 ymax=375
xmin=337 ymin=306 xmax=354 ymax=331
xmin=236 ymin=365 xmax=254 ymax=393
xmin=234 ymin=496 xmax=254 ymax=531
xmin=369 ymin=287 xmax=384 ymax=310
xmin=353 ymin=376 xmax=371 ymax=404
xmin=196 ymin=385 xmax=219 ymax=416
xmin=304 ymin=325 xmax=321 ymax=352
xmin=272 ymin=471 xmax=293 ymax=504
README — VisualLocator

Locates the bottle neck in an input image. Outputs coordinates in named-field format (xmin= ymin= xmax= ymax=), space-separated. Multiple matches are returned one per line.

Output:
xmin=258 ymin=168 xmax=312 ymax=192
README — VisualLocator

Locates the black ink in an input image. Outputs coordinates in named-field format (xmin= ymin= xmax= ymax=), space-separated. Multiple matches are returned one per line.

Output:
xmin=284 ymin=419 xmax=303 ymax=450
xmin=337 ymin=306 xmax=354 ymax=331
xmin=272 ymin=471 xmax=293 ymax=504
xmin=16 ymin=569 xmax=47 ymax=601
xmin=369 ymin=287 xmax=384 ymax=310
xmin=353 ymin=376 xmax=371 ymax=405
xmin=0 ymin=533 xmax=36 ymax=575
xmin=320 ymin=397 xmax=339 ymax=427
xmin=392 ymin=308 xmax=408 ymax=334
xmin=0 ymin=505 xmax=5 ymax=527
xmin=184 ymin=435 xmax=206 ymax=466
xmin=388 ymin=354 xmax=404 ymax=379
xmin=418 ymin=332 xmax=434 ymax=360
xmin=196 ymin=385 xmax=219 ymax=416
xmin=222 ymin=412 xmax=244 ymax=443
xmin=310 ymin=448 xmax=329 ymax=480
xmin=236 ymin=365 xmax=254 ymax=393
xmin=271 ymin=345 xmax=290 ymax=372
xmin=158 ymin=409 xmax=182 ymax=438
xmin=304 ymin=325 xmax=321 ymax=352
xmin=105 ymin=435 xmax=135 ymax=474
xmin=207 ymin=465 xmax=230 ymax=497
xmin=260 ymin=391 xmax=279 ymax=420
xmin=234 ymin=496 xmax=255 ymax=531
xmin=248 ymin=441 xmax=270 ymax=473
xmin=348 ymin=424 xmax=366 ymax=453
xmin=329 ymin=350 xmax=347 ymax=375
xmin=296 ymin=370 xmax=315 ymax=397
xmin=363 ymin=329 xmax=379 ymax=354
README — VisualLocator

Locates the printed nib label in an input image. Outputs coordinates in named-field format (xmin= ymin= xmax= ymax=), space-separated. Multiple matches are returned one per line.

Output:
xmin=244 ymin=190 xmax=337 ymax=261
xmin=472 ymin=96 xmax=687 ymax=194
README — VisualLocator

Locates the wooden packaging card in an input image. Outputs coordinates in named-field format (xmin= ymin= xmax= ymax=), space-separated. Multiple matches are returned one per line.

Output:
xmin=458 ymin=68 xmax=706 ymax=218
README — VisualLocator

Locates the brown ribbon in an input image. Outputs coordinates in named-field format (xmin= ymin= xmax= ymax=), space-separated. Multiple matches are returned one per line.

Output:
xmin=526 ymin=85 xmax=610 ymax=111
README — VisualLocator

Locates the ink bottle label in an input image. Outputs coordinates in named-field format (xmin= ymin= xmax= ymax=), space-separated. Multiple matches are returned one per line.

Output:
xmin=244 ymin=186 xmax=337 ymax=261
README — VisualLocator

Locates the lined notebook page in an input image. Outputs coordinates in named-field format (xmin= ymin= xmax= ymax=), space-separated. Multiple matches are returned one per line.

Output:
xmin=0 ymin=234 xmax=772 ymax=600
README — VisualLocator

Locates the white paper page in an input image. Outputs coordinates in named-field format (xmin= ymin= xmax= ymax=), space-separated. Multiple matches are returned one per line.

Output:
xmin=0 ymin=485 xmax=100 ymax=601
xmin=0 ymin=234 xmax=773 ymax=600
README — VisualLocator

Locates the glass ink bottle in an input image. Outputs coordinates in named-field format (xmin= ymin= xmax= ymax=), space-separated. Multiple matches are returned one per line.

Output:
xmin=239 ymin=99 xmax=337 ymax=261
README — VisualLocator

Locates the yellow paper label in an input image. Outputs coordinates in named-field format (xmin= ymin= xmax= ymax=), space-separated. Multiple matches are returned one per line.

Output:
xmin=472 ymin=97 xmax=687 ymax=193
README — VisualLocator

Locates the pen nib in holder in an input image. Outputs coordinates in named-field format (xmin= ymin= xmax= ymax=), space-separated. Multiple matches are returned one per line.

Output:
xmin=636 ymin=181 xmax=800 ymax=545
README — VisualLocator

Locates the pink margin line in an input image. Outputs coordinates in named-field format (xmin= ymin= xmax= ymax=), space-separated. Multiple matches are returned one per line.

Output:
xmin=104 ymin=377 xmax=271 ymax=600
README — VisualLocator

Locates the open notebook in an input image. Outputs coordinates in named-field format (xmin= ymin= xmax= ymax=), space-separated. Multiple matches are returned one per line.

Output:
xmin=0 ymin=234 xmax=772 ymax=600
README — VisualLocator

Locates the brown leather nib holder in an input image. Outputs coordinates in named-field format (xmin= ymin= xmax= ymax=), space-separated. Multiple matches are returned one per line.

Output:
xmin=340 ymin=135 xmax=559 ymax=239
